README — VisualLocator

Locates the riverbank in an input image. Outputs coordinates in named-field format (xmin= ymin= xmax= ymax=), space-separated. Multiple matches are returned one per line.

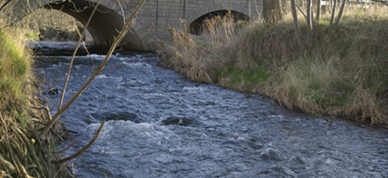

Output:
xmin=0 ymin=22 xmax=71 ymax=177
xmin=152 ymin=8 xmax=388 ymax=128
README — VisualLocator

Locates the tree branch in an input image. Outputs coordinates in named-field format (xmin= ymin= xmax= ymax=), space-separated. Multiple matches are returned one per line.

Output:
xmin=0 ymin=0 xmax=11 ymax=12
xmin=52 ymin=120 xmax=105 ymax=164
xmin=58 ymin=0 xmax=102 ymax=110
xmin=290 ymin=0 xmax=305 ymax=49
xmin=334 ymin=0 xmax=347 ymax=27
xmin=42 ymin=0 xmax=147 ymax=135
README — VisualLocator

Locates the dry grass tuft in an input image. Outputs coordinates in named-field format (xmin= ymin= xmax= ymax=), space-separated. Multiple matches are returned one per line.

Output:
xmin=153 ymin=5 xmax=388 ymax=128
xmin=0 ymin=20 xmax=71 ymax=177
xmin=151 ymin=12 xmax=239 ymax=84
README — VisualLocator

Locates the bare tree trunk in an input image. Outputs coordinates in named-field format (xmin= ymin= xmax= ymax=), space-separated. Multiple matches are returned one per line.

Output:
xmin=263 ymin=0 xmax=283 ymax=25
xmin=334 ymin=0 xmax=347 ymax=26
xmin=329 ymin=0 xmax=337 ymax=31
xmin=306 ymin=0 xmax=313 ymax=46
xmin=290 ymin=0 xmax=305 ymax=48
xmin=330 ymin=0 xmax=333 ymax=10
xmin=315 ymin=0 xmax=321 ymax=25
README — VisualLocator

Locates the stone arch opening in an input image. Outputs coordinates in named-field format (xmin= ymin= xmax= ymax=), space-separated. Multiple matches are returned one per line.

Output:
xmin=41 ymin=0 xmax=145 ymax=50
xmin=23 ymin=8 xmax=86 ymax=41
xmin=189 ymin=10 xmax=250 ymax=35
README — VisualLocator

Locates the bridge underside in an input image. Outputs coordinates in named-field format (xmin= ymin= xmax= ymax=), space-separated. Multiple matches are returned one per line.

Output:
xmin=189 ymin=10 xmax=251 ymax=35
xmin=46 ymin=1 xmax=145 ymax=51
xmin=6 ymin=0 xmax=262 ymax=51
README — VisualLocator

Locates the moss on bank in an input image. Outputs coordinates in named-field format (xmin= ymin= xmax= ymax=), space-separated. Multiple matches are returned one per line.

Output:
xmin=153 ymin=9 xmax=388 ymax=128
xmin=0 ymin=23 xmax=71 ymax=177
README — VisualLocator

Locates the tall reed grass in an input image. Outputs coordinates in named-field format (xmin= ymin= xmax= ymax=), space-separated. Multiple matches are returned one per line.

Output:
xmin=153 ymin=6 xmax=388 ymax=127
xmin=152 ymin=12 xmax=252 ymax=83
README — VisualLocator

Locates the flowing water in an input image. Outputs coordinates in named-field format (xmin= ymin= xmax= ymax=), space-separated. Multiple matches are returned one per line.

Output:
xmin=33 ymin=42 xmax=388 ymax=178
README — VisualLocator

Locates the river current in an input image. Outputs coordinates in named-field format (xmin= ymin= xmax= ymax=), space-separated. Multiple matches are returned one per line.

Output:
xmin=33 ymin=42 xmax=388 ymax=178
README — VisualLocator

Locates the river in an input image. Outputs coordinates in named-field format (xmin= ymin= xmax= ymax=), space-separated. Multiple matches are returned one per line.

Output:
xmin=32 ymin=42 xmax=388 ymax=178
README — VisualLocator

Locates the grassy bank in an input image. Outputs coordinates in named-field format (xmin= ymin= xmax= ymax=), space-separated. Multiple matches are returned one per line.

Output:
xmin=152 ymin=8 xmax=388 ymax=128
xmin=0 ymin=21 xmax=70 ymax=177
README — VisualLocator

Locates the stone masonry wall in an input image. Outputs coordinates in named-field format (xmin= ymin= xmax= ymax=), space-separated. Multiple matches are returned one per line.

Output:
xmin=13 ymin=0 xmax=262 ymax=50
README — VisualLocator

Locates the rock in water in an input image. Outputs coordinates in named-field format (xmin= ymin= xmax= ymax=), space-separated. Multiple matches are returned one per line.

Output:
xmin=48 ymin=88 xmax=59 ymax=95
xmin=161 ymin=117 xmax=202 ymax=127
xmin=92 ymin=112 xmax=141 ymax=123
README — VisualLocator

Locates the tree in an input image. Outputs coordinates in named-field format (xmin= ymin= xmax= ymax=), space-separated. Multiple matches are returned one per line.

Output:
xmin=290 ymin=0 xmax=348 ymax=49
xmin=263 ymin=0 xmax=283 ymax=25
xmin=306 ymin=0 xmax=313 ymax=45
xmin=329 ymin=0 xmax=337 ymax=30
xmin=315 ymin=0 xmax=321 ymax=25
xmin=335 ymin=0 xmax=347 ymax=26
xmin=290 ymin=0 xmax=304 ymax=48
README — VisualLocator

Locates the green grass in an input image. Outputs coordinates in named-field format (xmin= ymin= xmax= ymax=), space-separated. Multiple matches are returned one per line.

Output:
xmin=0 ymin=25 xmax=35 ymax=120
xmin=223 ymin=66 xmax=271 ymax=86
xmin=237 ymin=13 xmax=388 ymax=125
xmin=153 ymin=7 xmax=388 ymax=127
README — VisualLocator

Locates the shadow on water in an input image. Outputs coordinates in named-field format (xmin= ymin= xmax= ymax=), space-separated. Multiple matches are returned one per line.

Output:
xmin=28 ymin=41 xmax=148 ymax=56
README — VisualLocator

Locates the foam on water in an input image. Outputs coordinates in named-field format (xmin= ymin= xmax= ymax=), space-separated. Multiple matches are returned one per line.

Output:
xmin=33 ymin=43 xmax=388 ymax=178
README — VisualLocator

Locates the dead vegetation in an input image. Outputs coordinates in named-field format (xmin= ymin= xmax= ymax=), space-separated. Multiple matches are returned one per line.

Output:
xmin=152 ymin=6 xmax=388 ymax=128
xmin=0 ymin=20 xmax=72 ymax=177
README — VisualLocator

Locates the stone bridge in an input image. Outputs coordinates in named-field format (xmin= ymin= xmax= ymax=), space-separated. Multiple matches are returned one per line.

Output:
xmin=8 ymin=0 xmax=262 ymax=51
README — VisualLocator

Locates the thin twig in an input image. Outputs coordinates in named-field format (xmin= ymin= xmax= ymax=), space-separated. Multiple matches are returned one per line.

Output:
xmin=74 ymin=26 xmax=96 ymax=69
xmin=51 ymin=139 xmax=79 ymax=154
xmin=58 ymin=0 xmax=102 ymax=111
xmin=0 ymin=154 xmax=16 ymax=174
xmin=0 ymin=0 xmax=11 ymax=12
xmin=32 ymin=106 xmax=52 ymax=120
xmin=52 ymin=120 xmax=105 ymax=164
xmin=43 ymin=0 xmax=147 ymax=135
xmin=296 ymin=4 xmax=307 ymax=19
xmin=82 ymin=42 xmax=96 ymax=69
xmin=46 ymin=135 xmax=51 ymax=178
xmin=0 ymin=113 xmax=20 ymax=175
xmin=116 ymin=0 xmax=126 ymax=24
xmin=53 ymin=161 xmax=69 ymax=178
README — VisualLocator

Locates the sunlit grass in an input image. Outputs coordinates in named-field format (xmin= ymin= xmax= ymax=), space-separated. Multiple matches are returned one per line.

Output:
xmin=153 ymin=5 xmax=388 ymax=127
xmin=0 ymin=21 xmax=35 ymax=120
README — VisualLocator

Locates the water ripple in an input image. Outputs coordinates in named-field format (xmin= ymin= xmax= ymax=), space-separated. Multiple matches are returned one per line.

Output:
xmin=32 ymin=46 xmax=388 ymax=178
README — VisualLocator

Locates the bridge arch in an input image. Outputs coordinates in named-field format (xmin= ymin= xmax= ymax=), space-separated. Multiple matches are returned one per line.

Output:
xmin=184 ymin=3 xmax=255 ymax=34
xmin=9 ymin=0 xmax=148 ymax=50
xmin=6 ymin=0 xmax=263 ymax=51
xmin=189 ymin=10 xmax=250 ymax=35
